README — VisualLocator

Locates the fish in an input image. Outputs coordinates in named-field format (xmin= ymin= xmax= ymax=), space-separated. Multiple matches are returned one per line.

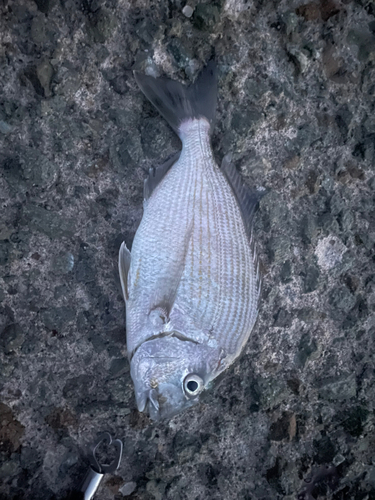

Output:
xmin=119 ymin=61 xmax=264 ymax=421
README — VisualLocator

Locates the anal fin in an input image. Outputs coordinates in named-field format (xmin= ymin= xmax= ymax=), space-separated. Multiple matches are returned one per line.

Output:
xmin=118 ymin=241 xmax=131 ymax=300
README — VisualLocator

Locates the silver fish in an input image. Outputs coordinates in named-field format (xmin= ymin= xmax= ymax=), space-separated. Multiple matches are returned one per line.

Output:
xmin=119 ymin=61 xmax=264 ymax=420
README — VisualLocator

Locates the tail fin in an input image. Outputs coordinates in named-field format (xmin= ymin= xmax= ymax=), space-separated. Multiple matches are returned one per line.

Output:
xmin=134 ymin=60 xmax=217 ymax=138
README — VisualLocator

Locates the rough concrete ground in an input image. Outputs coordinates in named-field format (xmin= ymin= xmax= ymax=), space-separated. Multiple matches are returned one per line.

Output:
xmin=0 ymin=0 xmax=374 ymax=498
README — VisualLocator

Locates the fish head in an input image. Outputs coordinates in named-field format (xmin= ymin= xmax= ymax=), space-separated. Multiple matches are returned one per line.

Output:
xmin=130 ymin=335 xmax=224 ymax=421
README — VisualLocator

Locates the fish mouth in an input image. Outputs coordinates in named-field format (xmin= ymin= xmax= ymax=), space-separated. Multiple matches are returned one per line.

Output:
xmin=135 ymin=388 xmax=159 ymax=414
xmin=135 ymin=389 xmax=161 ymax=421
xmin=147 ymin=391 xmax=161 ymax=421
xmin=145 ymin=398 xmax=184 ymax=422
xmin=135 ymin=385 xmax=197 ymax=421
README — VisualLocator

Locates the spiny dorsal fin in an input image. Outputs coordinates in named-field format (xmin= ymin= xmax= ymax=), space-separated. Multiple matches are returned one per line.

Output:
xmin=118 ymin=241 xmax=131 ymax=300
xmin=221 ymin=153 xmax=266 ymax=239
xmin=144 ymin=152 xmax=180 ymax=200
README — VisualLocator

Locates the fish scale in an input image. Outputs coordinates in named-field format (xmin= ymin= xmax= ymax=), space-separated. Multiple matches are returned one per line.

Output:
xmin=118 ymin=61 xmax=264 ymax=419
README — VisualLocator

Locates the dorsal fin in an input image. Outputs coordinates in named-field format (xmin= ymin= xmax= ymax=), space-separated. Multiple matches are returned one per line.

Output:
xmin=144 ymin=152 xmax=180 ymax=200
xmin=221 ymin=153 xmax=266 ymax=311
xmin=221 ymin=153 xmax=266 ymax=239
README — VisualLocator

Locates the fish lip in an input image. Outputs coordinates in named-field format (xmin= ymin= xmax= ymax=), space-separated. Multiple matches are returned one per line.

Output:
xmin=135 ymin=389 xmax=161 ymax=419
xmin=147 ymin=399 xmax=161 ymax=421
xmin=135 ymin=391 xmax=147 ymax=412
xmin=148 ymin=388 xmax=160 ymax=411
xmin=140 ymin=389 xmax=181 ymax=421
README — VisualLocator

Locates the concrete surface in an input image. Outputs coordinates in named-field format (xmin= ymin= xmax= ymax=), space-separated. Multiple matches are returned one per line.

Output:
xmin=0 ymin=0 xmax=374 ymax=498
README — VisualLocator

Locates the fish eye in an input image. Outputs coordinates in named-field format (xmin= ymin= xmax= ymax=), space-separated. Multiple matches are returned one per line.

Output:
xmin=183 ymin=374 xmax=204 ymax=397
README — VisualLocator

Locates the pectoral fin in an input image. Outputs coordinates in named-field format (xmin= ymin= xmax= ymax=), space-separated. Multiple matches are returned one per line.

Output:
xmin=118 ymin=241 xmax=131 ymax=300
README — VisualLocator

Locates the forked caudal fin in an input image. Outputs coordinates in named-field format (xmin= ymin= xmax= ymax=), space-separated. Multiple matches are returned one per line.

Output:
xmin=134 ymin=60 xmax=217 ymax=139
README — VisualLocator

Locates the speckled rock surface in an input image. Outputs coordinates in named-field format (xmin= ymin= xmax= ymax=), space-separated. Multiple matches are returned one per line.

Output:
xmin=0 ymin=0 xmax=374 ymax=499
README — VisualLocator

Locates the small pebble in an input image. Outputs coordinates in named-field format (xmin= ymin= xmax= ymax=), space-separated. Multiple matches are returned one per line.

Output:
xmin=315 ymin=236 xmax=346 ymax=270
xmin=0 ymin=120 xmax=13 ymax=134
xmin=333 ymin=453 xmax=345 ymax=466
xmin=182 ymin=5 xmax=194 ymax=18
xmin=119 ymin=481 xmax=137 ymax=496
